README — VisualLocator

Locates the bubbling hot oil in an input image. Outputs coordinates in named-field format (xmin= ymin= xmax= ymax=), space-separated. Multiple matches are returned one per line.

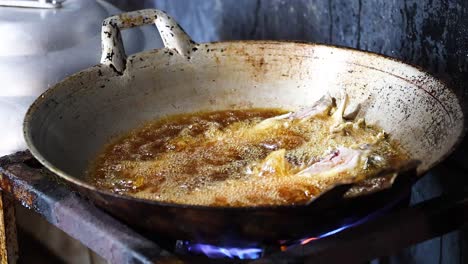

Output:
xmin=87 ymin=108 xmax=407 ymax=206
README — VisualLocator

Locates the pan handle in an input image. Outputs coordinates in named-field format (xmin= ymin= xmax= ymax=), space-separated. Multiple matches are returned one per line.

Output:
xmin=100 ymin=9 xmax=196 ymax=74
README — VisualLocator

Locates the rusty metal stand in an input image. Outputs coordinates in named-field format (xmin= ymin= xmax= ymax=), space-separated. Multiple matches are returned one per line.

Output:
xmin=1 ymin=151 xmax=468 ymax=264
xmin=0 ymin=192 xmax=18 ymax=264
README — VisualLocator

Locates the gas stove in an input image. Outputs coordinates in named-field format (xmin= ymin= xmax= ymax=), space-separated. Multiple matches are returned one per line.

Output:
xmin=0 ymin=151 xmax=467 ymax=263
xmin=173 ymin=190 xmax=409 ymax=261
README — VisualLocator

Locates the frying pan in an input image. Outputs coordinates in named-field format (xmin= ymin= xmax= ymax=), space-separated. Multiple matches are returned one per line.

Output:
xmin=23 ymin=9 xmax=464 ymax=243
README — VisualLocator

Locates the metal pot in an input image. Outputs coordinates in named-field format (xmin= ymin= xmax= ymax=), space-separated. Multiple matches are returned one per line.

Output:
xmin=23 ymin=9 xmax=464 ymax=242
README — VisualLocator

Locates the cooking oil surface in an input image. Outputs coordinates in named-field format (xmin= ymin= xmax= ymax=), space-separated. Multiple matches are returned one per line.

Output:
xmin=87 ymin=104 xmax=407 ymax=206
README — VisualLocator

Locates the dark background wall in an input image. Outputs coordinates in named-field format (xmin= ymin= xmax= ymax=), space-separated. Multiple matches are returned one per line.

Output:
xmin=112 ymin=0 xmax=468 ymax=89
xmin=107 ymin=1 xmax=468 ymax=263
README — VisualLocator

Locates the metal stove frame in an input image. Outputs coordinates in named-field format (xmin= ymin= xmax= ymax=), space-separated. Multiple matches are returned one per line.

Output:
xmin=0 ymin=151 xmax=467 ymax=263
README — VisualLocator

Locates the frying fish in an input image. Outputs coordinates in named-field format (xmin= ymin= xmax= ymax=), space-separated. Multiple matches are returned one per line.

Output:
xmin=88 ymin=92 xmax=407 ymax=206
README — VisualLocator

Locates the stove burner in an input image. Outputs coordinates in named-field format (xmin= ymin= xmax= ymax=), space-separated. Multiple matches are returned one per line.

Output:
xmin=176 ymin=191 xmax=408 ymax=259
xmin=176 ymin=241 xmax=263 ymax=259
xmin=175 ymin=221 xmax=363 ymax=260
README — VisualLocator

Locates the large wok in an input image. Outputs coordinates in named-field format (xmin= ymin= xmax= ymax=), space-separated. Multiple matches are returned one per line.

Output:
xmin=23 ymin=9 xmax=464 ymax=243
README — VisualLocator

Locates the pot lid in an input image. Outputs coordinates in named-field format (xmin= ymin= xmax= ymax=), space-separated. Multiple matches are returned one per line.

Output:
xmin=0 ymin=0 xmax=110 ymax=56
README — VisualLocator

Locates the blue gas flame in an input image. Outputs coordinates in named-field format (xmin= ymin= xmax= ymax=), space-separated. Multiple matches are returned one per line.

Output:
xmin=183 ymin=220 xmax=369 ymax=259
xmin=182 ymin=193 xmax=407 ymax=259
xmin=185 ymin=242 xmax=263 ymax=259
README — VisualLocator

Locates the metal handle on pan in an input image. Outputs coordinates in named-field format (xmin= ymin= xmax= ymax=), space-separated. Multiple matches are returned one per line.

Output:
xmin=100 ymin=9 xmax=196 ymax=74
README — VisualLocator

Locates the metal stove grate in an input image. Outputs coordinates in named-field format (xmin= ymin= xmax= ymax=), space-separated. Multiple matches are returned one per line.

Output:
xmin=0 ymin=151 xmax=467 ymax=263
